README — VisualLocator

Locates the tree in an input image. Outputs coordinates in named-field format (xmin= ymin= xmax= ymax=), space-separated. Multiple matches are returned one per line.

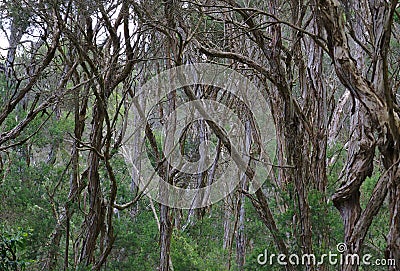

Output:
xmin=1 ymin=1 xmax=399 ymax=270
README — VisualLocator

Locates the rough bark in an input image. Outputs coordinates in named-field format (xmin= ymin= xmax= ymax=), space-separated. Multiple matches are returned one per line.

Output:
xmin=317 ymin=0 xmax=400 ymax=270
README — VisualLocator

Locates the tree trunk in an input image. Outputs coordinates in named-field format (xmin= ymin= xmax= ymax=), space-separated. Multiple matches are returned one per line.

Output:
xmin=79 ymin=99 xmax=106 ymax=265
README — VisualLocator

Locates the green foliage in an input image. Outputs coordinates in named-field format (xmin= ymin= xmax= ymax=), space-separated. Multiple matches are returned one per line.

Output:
xmin=171 ymin=231 xmax=202 ymax=271
xmin=359 ymin=171 xmax=388 ymax=271
xmin=0 ymin=227 xmax=34 ymax=271
xmin=107 ymin=201 xmax=160 ymax=271
xmin=175 ymin=209 xmax=230 ymax=271
xmin=395 ymin=7 xmax=400 ymax=23
xmin=0 ymin=147 xmax=69 ymax=269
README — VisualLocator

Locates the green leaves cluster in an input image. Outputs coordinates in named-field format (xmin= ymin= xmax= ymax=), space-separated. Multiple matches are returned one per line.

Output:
xmin=0 ymin=227 xmax=34 ymax=271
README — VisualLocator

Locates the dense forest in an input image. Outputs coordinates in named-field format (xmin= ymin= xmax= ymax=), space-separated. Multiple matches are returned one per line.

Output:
xmin=0 ymin=0 xmax=399 ymax=270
